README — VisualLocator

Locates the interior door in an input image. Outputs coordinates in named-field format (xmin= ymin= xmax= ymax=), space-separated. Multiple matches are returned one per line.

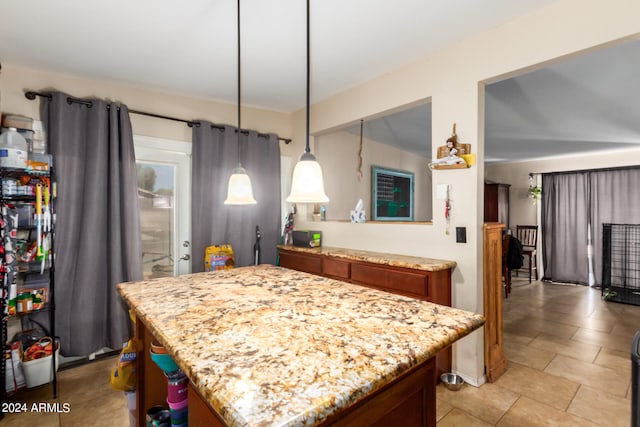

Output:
xmin=134 ymin=136 xmax=191 ymax=277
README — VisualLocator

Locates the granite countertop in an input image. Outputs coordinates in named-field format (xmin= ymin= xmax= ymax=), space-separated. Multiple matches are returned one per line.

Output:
xmin=277 ymin=244 xmax=456 ymax=272
xmin=117 ymin=265 xmax=483 ymax=427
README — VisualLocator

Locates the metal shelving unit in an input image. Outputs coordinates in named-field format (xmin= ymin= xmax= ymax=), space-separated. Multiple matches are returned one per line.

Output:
xmin=1 ymin=166 xmax=56 ymax=414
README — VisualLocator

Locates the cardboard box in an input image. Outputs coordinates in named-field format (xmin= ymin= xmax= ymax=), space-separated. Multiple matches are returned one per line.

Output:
xmin=1 ymin=115 xmax=33 ymax=131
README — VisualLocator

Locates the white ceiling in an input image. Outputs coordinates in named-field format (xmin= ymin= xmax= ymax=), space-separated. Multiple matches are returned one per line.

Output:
xmin=343 ymin=37 xmax=640 ymax=163
xmin=344 ymin=103 xmax=432 ymax=157
xmin=485 ymin=38 xmax=640 ymax=162
xmin=3 ymin=0 xmax=638 ymax=163
xmin=0 ymin=0 xmax=556 ymax=112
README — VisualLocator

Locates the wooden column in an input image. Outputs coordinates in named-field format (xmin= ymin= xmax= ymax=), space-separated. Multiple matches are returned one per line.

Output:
xmin=483 ymin=223 xmax=507 ymax=382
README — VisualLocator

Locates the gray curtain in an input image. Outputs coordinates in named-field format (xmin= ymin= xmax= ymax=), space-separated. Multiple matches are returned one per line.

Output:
xmin=542 ymin=167 xmax=640 ymax=286
xmin=589 ymin=167 xmax=640 ymax=284
xmin=541 ymin=172 xmax=590 ymax=284
xmin=191 ymin=122 xmax=281 ymax=271
xmin=41 ymin=92 xmax=142 ymax=356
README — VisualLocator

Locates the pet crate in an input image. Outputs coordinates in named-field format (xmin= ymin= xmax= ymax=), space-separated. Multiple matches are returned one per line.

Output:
xmin=601 ymin=223 xmax=640 ymax=305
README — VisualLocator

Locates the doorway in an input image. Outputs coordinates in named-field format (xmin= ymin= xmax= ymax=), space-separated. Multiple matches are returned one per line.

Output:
xmin=134 ymin=135 xmax=191 ymax=278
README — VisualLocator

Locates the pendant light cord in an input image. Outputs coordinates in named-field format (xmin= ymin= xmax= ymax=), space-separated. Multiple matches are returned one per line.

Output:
xmin=305 ymin=0 xmax=311 ymax=154
xmin=357 ymin=119 xmax=363 ymax=180
xmin=236 ymin=0 xmax=242 ymax=166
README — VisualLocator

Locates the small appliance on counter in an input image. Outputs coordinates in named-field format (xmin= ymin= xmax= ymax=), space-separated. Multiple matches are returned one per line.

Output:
xmin=293 ymin=230 xmax=322 ymax=248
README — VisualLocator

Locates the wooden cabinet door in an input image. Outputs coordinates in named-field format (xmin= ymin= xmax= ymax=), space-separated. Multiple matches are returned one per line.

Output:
xmin=322 ymin=257 xmax=350 ymax=280
xmin=279 ymin=251 xmax=322 ymax=275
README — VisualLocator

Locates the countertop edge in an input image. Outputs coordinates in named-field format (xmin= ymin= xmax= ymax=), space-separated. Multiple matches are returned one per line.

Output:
xmin=277 ymin=245 xmax=457 ymax=271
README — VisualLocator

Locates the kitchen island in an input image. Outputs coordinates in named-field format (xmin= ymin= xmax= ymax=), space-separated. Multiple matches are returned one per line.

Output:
xmin=117 ymin=265 xmax=484 ymax=426
xmin=277 ymin=245 xmax=456 ymax=378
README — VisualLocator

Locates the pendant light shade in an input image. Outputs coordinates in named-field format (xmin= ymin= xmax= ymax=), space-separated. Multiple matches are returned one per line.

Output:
xmin=286 ymin=0 xmax=329 ymax=204
xmin=224 ymin=166 xmax=256 ymax=204
xmin=287 ymin=152 xmax=329 ymax=203
xmin=225 ymin=0 xmax=256 ymax=205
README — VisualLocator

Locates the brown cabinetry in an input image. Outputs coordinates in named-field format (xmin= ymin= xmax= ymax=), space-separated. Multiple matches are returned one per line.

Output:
xmin=484 ymin=183 xmax=510 ymax=229
xmin=322 ymin=257 xmax=350 ymax=280
xmin=278 ymin=250 xmax=321 ymax=275
xmin=278 ymin=247 xmax=453 ymax=379
xmin=350 ymin=263 xmax=429 ymax=299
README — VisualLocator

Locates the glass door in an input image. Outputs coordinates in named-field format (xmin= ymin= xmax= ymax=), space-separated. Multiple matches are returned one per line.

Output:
xmin=134 ymin=136 xmax=191 ymax=278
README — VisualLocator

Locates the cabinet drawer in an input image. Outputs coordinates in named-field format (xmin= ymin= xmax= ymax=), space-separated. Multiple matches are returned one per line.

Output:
xmin=279 ymin=252 xmax=321 ymax=275
xmin=387 ymin=270 xmax=428 ymax=298
xmin=322 ymin=258 xmax=350 ymax=279
xmin=351 ymin=263 xmax=387 ymax=288
xmin=351 ymin=263 xmax=428 ymax=299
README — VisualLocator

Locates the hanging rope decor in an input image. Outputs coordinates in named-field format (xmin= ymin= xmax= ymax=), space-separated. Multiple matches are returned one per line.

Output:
xmin=357 ymin=119 xmax=364 ymax=180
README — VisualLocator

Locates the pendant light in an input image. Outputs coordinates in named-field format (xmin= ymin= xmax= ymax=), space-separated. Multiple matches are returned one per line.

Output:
xmin=286 ymin=0 xmax=329 ymax=204
xmin=224 ymin=0 xmax=256 ymax=205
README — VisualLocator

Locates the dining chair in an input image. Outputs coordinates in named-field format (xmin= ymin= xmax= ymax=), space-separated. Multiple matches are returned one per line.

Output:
xmin=516 ymin=225 xmax=538 ymax=282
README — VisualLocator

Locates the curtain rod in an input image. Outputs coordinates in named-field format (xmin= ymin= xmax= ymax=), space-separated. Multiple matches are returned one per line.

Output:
xmin=24 ymin=90 xmax=291 ymax=144
xmin=540 ymin=164 xmax=640 ymax=176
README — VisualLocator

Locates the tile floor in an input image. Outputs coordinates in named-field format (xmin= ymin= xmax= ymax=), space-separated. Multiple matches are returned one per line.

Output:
xmin=3 ymin=276 xmax=638 ymax=426
xmin=2 ymin=356 xmax=129 ymax=426
xmin=437 ymin=276 xmax=640 ymax=426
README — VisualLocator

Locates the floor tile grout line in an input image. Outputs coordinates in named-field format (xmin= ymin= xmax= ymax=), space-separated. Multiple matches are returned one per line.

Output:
xmin=540 ymin=350 xmax=558 ymax=372
xmin=591 ymin=344 xmax=603 ymax=364
xmin=565 ymin=383 xmax=581 ymax=413
xmin=435 ymin=398 xmax=455 ymax=424
xmin=492 ymin=372 xmax=592 ymax=421
xmin=493 ymin=394 xmax=521 ymax=426
xmin=562 ymin=384 xmax=612 ymax=427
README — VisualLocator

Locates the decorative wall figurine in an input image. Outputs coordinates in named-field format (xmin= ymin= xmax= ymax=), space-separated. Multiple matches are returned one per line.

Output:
xmin=429 ymin=123 xmax=475 ymax=169
xmin=429 ymin=123 xmax=467 ymax=169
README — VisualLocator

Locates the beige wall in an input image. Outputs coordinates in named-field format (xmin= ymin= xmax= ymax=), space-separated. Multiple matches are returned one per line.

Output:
xmin=0 ymin=65 xmax=293 ymax=145
xmin=486 ymin=147 xmax=640 ymax=232
xmin=294 ymin=0 xmax=640 ymax=385
xmin=315 ymin=130 xmax=432 ymax=221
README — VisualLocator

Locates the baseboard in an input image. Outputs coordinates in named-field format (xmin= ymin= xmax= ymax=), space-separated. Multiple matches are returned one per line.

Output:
xmin=58 ymin=348 xmax=120 ymax=371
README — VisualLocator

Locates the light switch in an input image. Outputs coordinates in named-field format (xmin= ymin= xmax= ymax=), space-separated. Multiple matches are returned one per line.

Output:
xmin=456 ymin=227 xmax=467 ymax=243
xmin=437 ymin=184 xmax=449 ymax=200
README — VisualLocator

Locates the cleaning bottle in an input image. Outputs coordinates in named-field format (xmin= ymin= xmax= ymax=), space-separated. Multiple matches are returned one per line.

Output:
xmin=0 ymin=127 xmax=28 ymax=169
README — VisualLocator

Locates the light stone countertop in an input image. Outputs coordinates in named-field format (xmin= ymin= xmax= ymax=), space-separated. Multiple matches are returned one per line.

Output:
xmin=277 ymin=244 xmax=456 ymax=272
xmin=117 ymin=265 xmax=483 ymax=427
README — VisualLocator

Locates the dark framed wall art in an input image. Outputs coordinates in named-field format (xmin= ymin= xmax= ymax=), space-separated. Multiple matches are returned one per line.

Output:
xmin=371 ymin=166 xmax=414 ymax=221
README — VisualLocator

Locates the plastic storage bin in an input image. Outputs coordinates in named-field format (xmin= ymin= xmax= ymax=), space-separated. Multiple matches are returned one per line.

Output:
xmin=22 ymin=346 xmax=59 ymax=388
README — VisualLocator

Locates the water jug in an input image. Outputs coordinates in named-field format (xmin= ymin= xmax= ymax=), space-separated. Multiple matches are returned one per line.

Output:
xmin=0 ymin=127 xmax=28 ymax=169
